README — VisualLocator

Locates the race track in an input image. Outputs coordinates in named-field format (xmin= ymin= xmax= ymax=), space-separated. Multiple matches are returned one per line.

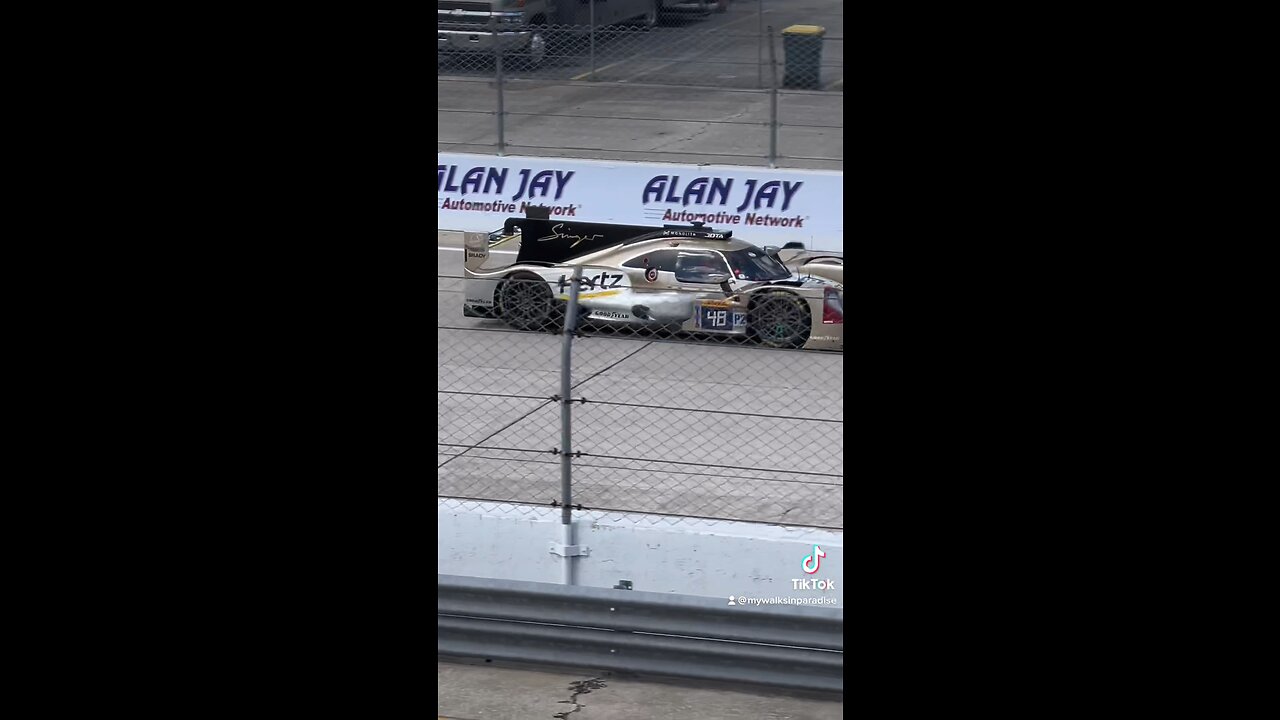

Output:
xmin=437 ymin=238 xmax=843 ymax=529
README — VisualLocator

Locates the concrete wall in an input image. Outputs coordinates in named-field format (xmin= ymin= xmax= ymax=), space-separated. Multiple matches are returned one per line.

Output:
xmin=439 ymin=499 xmax=844 ymax=604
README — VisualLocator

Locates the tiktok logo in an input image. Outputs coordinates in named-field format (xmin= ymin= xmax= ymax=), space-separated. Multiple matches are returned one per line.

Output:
xmin=801 ymin=545 xmax=826 ymax=575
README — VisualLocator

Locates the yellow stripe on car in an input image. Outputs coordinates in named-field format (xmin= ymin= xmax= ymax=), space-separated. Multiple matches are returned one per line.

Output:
xmin=557 ymin=289 xmax=623 ymax=300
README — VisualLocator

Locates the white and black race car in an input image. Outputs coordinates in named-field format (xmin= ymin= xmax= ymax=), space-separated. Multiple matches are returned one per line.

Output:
xmin=462 ymin=210 xmax=844 ymax=351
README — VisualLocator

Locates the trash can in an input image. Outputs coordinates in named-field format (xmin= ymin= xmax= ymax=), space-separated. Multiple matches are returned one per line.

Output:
xmin=781 ymin=24 xmax=825 ymax=89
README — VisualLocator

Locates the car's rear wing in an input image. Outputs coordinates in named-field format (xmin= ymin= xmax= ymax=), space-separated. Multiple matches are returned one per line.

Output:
xmin=508 ymin=216 xmax=656 ymax=265
xmin=505 ymin=206 xmax=732 ymax=265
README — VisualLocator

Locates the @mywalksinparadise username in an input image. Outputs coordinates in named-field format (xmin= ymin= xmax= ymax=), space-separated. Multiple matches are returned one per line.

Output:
xmin=729 ymin=596 xmax=839 ymax=606
xmin=725 ymin=545 xmax=840 ymax=606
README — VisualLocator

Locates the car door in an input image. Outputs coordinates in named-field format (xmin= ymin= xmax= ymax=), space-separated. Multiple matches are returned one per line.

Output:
xmin=622 ymin=248 xmax=683 ymax=290
xmin=671 ymin=250 xmax=745 ymax=333
xmin=672 ymin=250 xmax=730 ymax=290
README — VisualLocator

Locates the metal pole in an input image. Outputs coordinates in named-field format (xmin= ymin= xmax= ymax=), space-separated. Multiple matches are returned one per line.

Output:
xmin=589 ymin=0 xmax=597 ymax=80
xmin=767 ymin=24 xmax=778 ymax=168
xmin=494 ymin=16 xmax=506 ymax=156
xmin=560 ymin=265 xmax=583 ymax=584
xmin=757 ymin=0 xmax=764 ymax=88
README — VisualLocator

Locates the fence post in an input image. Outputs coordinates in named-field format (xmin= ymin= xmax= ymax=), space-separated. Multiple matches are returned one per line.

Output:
xmin=757 ymin=0 xmax=764 ymax=89
xmin=589 ymin=1 xmax=597 ymax=80
xmin=767 ymin=25 xmax=778 ymax=168
xmin=493 ymin=16 xmax=506 ymax=155
xmin=559 ymin=265 xmax=583 ymax=584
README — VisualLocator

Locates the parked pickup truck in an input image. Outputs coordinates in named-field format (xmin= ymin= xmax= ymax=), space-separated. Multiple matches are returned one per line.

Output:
xmin=437 ymin=1 xmax=713 ymax=68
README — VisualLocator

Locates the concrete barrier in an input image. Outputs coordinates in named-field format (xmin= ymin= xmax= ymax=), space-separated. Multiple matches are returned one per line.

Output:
xmin=438 ymin=499 xmax=844 ymax=604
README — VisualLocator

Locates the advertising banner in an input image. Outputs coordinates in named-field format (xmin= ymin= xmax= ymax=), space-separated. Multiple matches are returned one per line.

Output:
xmin=438 ymin=153 xmax=844 ymax=252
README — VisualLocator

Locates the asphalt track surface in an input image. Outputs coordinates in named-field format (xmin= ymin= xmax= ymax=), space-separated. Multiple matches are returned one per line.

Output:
xmin=436 ymin=234 xmax=843 ymax=529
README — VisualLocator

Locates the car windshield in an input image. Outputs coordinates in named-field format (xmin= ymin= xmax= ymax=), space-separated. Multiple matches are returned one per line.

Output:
xmin=723 ymin=248 xmax=791 ymax=281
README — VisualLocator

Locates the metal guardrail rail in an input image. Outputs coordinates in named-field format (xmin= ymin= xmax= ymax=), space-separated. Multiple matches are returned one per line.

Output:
xmin=438 ymin=575 xmax=844 ymax=693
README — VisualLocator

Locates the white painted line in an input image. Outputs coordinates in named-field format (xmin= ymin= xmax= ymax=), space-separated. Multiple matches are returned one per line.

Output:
xmin=571 ymin=60 xmax=626 ymax=81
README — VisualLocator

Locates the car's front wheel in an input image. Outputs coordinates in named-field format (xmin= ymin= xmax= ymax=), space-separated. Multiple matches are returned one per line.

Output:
xmin=496 ymin=271 xmax=560 ymax=331
xmin=747 ymin=292 xmax=811 ymax=348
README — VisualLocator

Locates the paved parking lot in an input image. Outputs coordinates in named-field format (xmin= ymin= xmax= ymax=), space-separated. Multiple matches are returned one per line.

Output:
xmin=438 ymin=0 xmax=844 ymax=169
xmin=439 ymin=0 xmax=843 ymax=89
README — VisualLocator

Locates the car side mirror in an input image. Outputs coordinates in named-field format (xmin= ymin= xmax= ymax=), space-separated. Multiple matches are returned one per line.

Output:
xmin=763 ymin=245 xmax=781 ymax=257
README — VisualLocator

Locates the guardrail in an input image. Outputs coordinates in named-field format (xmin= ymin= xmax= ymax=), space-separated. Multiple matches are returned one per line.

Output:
xmin=438 ymin=574 xmax=844 ymax=693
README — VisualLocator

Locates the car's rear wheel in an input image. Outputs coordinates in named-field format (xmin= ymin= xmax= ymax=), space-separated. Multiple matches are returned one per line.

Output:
xmin=748 ymin=292 xmax=811 ymax=348
xmin=496 ymin=271 xmax=559 ymax=331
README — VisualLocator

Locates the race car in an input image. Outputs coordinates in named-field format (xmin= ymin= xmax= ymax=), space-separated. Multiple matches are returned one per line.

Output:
xmin=462 ymin=210 xmax=844 ymax=351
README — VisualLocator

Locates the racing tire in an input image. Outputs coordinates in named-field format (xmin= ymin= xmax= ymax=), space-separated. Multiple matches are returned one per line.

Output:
xmin=496 ymin=271 xmax=561 ymax=332
xmin=747 ymin=292 xmax=811 ymax=349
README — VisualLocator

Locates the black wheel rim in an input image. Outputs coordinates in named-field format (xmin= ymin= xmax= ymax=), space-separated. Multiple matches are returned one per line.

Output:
xmin=755 ymin=297 xmax=807 ymax=344
xmin=501 ymin=278 xmax=550 ymax=325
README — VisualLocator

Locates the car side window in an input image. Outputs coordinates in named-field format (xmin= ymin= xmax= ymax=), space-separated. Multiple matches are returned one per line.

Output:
xmin=674 ymin=251 xmax=730 ymax=283
xmin=623 ymin=250 xmax=681 ymax=273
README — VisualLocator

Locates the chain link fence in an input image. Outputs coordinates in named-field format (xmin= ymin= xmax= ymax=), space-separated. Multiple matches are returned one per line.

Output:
xmin=437 ymin=268 xmax=844 ymax=530
xmin=438 ymin=0 xmax=843 ymax=170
